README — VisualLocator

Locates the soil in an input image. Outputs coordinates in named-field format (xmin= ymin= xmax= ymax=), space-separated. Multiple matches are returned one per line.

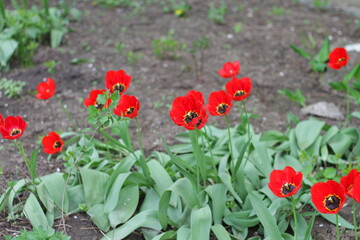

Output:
xmin=1 ymin=0 xmax=360 ymax=239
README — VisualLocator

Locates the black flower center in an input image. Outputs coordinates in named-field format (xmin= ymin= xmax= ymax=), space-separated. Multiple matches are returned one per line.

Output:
xmin=126 ymin=107 xmax=135 ymax=115
xmin=324 ymin=195 xmax=340 ymax=211
xmin=217 ymin=103 xmax=229 ymax=114
xmin=184 ymin=111 xmax=198 ymax=124
xmin=53 ymin=141 xmax=62 ymax=149
xmin=281 ymin=183 xmax=295 ymax=195
xmin=10 ymin=128 xmax=21 ymax=136
xmin=95 ymin=102 xmax=105 ymax=109
xmin=234 ymin=90 xmax=246 ymax=97
xmin=113 ymin=83 xmax=125 ymax=93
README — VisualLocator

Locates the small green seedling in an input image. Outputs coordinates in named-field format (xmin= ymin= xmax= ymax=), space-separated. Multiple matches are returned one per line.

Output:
xmin=0 ymin=78 xmax=27 ymax=98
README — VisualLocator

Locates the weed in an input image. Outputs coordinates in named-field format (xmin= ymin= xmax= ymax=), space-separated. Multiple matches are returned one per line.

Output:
xmin=126 ymin=51 xmax=142 ymax=65
xmin=187 ymin=37 xmax=210 ymax=82
xmin=114 ymin=41 xmax=126 ymax=54
xmin=4 ymin=227 xmax=70 ymax=240
xmin=208 ymin=2 xmax=227 ymax=24
xmin=152 ymin=30 xmax=185 ymax=60
xmin=313 ymin=0 xmax=329 ymax=9
xmin=0 ymin=78 xmax=26 ymax=98
xmin=269 ymin=6 xmax=285 ymax=16
xmin=161 ymin=0 xmax=192 ymax=17
xmin=43 ymin=60 xmax=60 ymax=74
xmin=233 ymin=22 xmax=244 ymax=34
xmin=278 ymin=88 xmax=306 ymax=107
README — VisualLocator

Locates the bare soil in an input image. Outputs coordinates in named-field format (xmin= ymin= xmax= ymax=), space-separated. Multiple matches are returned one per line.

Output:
xmin=1 ymin=0 xmax=360 ymax=239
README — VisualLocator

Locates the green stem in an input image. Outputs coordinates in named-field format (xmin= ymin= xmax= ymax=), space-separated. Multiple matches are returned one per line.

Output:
xmin=242 ymin=101 xmax=251 ymax=139
xmin=336 ymin=213 xmax=340 ymax=240
xmin=353 ymin=200 xmax=358 ymax=240
xmin=135 ymin=117 xmax=151 ymax=182
xmin=225 ymin=115 xmax=234 ymax=171
xmin=55 ymin=95 xmax=79 ymax=130
xmin=203 ymin=127 xmax=218 ymax=178
xmin=292 ymin=198 xmax=298 ymax=240
xmin=14 ymin=140 xmax=34 ymax=181
xmin=343 ymin=66 xmax=350 ymax=128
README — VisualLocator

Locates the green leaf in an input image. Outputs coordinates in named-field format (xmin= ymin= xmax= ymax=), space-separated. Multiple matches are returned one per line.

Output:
xmin=313 ymin=36 xmax=329 ymax=63
xmin=87 ymin=204 xmax=110 ymax=231
xmin=219 ymin=173 xmax=242 ymax=205
xmin=148 ymin=160 xmax=174 ymax=196
xmin=108 ymin=184 xmax=139 ymax=228
xmin=343 ymin=63 xmax=360 ymax=84
xmin=23 ymin=193 xmax=49 ymax=228
xmin=305 ymin=214 xmax=316 ymax=240
xmin=190 ymin=205 xmax=212 ymax=240
xmin=323 ymin=167 xmax=336 ymax=179
xmin=328 ymin=132 xmax=353 ymax=157
xmin=251 ymin=142 xmax=273 ymax=177
xmin=41 ymin=172 xmax=69 ymax=213
xmin=205 ymin=184 xmax=227 ymax=224
xmin=0 ymin=39 xmax=18 ymax=66
xmin=50 ymin=28 xmax=67 ymax=48
xmin=295 ymin=120 xmax=325 ymax=150
xmin=67 ymin=184 xmax=85 ymax=214
xmin=320 ymin=213 xmax=354 ymax=229
xmin=211 ymin=224 xmax=231 ymax=240
xmin=169 ymin=178 xmax=199 ymax=208
xmin=328 ymin=81 xmax=347 ymax=91
xmin=351 ymin=111 xmax=360 ymax=120
xmin=104 ymin=172 xmax=131 ymax=212
xmin=101 ymin=210 xmax=158 ymax=240
xmin=80 ymin=168 xmax=109 ymax=207
xmin=248 ymin=192 xmax=282 ymax=240
xmin=289 ymin=44 xmax=312 ymax=59
xmin=278 ymin=88 xmax=306 ymax=107
xmin=177 ymin=226 xmax=191 ymax=240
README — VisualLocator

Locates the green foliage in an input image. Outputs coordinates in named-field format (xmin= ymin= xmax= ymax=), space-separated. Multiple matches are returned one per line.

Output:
xmin=152 ymin=30 xmax=185 ymax=60
xmin=278 ymin=88 xmax=307 ymax=107
xmin=233 ymin=22 xmax=244 ymax=34
xmin=289 ymin=36 xmax=330 ymax=72
xmin=208 ymin=2 xmax=227 ymax=24
xmin=161 ymin=0 xmax=192 ymax=17
xmin=43 ymin=60 xmax=60 ymax=74
xmin=0 ymin=2 xmax=77 ymax=69
xmin=313 ymin=0 xmax=329 ymax=9
xmin=0 ymin=78 xmax=26 ymax=98
xmin=269 ymin=6 xmax=286 ymax=16
xmin=4 ymin=227 xmax=71 ymax=240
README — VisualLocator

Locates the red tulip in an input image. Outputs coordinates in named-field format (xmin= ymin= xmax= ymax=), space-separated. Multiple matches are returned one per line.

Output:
xmin=225 ymin=77 xmax=252 ymax=101
xmin=42 ymin=132 xmax=64 ymax=154
xmin=268 ymin=166 xmax=303 ymax=198
xmin=105 ymin=70 xmax=132 ymax=94
xmin=328 ymin=48 xmax=349 ymax=70
xmin=311 ymin=180 xmax=346 ymax=214
xmin=0 ymin=114 xmax=4 ymax=127
xmin=349 ymin=175 xmax=360 ymax=203
xmin=84 ymin=89 xmax=111 ymax=110
xmin=206 ymin=90 xmax=232 ymax=116
xmin=1 ymin=116 xmax=27 ymax=140
xmin=36 ymin=78 xmax=56 ymax=100
xmin=340 ymin=169 xmax=360 ymax=199
xmin=218 ymin=61 xmax=240 ymax=78
xmin=169 ymin=90 xmax=208 ymax=130
xmin=114 ymin=95 xmax=140 ymax=119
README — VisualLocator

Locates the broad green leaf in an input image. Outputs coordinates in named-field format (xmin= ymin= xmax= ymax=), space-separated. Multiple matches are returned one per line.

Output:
xmin=320 ymin=213 xmax=354 ymax=229
xmin=169 ymin=178 xmax=198 ymax=208
xmin=328 ymin=81 xmax=347 ymax=91
xmin=289 ymin=44 xmax=312 ymax=59
xmin=0 ymin=38 xmax=18 ymax=66
xmin=291 ymin=212 xmax=308 ymax=240
xmin=41 ymin=172 xmax=69 ymax=213
xmin=223 ymin=210 xmax=259 ymax=228
xmin=219 ymin=173 xmax=242 ymax=205
xmin=305 ymin=214 xmax=316 ymax=240
xmin=67 ymin=184 xmax=84 ymax=214
xmin=104 ymin=172 xmax=131 ymax=212
xmin=152 ymin=231 xmax=177 ymax=240
xmin=321 ymin=125 xmax=339 ymax=145
xmin=23 ymin=193 xmax=49 ymax=228
xmin=205 ymin=184 xmax=227 ymax=224
xmin=50 ymin=28 xmax=67 ymax=48
xmin=251 ymin=142 xmax=272 ymax=177
xmin=108 ymin=184 xmax=139 ymax=228
xmin=101 ymin=210 xmax=158 ymax=240
xmin=87 ymin=204 xmax=110 ymax=231
xmin=323 ymin=167 xmax=336 ymax=179
xmin=211 ymin=224 xmax=231 ymax=240
xmin=111 ymin=119 xmax=133 ymax=151
xmin=80 ymin=168 xmax=109 ymax=207
xmin=7 ymin=179 xmax=27 ymax=218
xmin=328 ymin=132 xmax=353 ymax=157
xmin=343 ymin=63 xmax=360 ymax=84
xmin=313 ymin=36 xmax=329 ymax=62
xmin=190 ymin=205 xmax=212 ymax=240
xmin=295 ymin=120 xmax=325 ymax=150
xmin=249 ymin=192 xmax=282 ymax=240
xmin=177 ymin=226 xmax=191 ymax=240
xmin=148 ymin=160 xmax=174 ymax=196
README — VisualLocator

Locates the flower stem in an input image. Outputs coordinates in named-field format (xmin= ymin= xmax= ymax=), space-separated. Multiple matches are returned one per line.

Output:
xmin=343 ymin=66 xmax=350 ymax=128
xmin=201 ymin=128 xmax=218 ymax=181
xmin=292 ymin=198 xmax=298 ymax=240
xmin=14 ymin=140 xmax=35 ymax=181
xmin=353 ymin=200 xmax=358 ymax=240
xmin=242 ymin=101 xmax=251 ymax=139
xmin=336 ymin=213 xmax=340 ymax=240
xmin=55 ymin=95 xmax=79 ymax=130
xmin=225 ymin=115 xmax=234 ymax=171
xmin=135 ymin=117 xmax=151 ymax=182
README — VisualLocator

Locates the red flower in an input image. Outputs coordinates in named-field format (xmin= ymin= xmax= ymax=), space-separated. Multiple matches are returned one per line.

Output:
xmin=42 ymin=132 xmax=64 ymax=154
xmin=0 ymin=114 xmax=4 ymax=127
xmin=169 ymin=91 xmax=208 ymax=130
xmin=1 ymin=116 xmax=27 ymax=140
xmin=105 ymin=70 xmax=132 ymax=94
xmin=206 ymin=90 xmax=233 ymax=116
xmin=225 ymin=77 xmax=252 ymax=101
xmin=349 ymin=175 xmax=360 ymax=203
xmin=114 ymin=95 xmax=140 ymax=119
xmin=311 ymin=180 xmax=346 ymax=214
xmin=328 ymin=48 xmax=349 ymax=70
xmin=340 ymin=169 xmax=360 ymax=199
xmin=36 ymin=78 xmax=56 ymax=100
xmin=84 ymin=89 xmax=111 ymax=110
xmin=218 ymin=61 xmax=240 ymax=78
xmin=268 ymin=166 xmax=303 ymax=198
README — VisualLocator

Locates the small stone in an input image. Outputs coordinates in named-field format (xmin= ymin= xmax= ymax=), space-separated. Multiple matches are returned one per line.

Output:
xmin=301 ymin=102 xmax=344 ymax=120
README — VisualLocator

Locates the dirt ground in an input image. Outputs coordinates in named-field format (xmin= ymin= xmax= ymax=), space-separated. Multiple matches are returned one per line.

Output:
xmin=1 ymin=0 xmax=360 ymax=239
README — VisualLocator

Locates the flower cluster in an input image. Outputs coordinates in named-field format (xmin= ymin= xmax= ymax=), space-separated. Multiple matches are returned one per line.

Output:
xmin=268 ymin=166 xmax=360 ymax=214
xmin=169 ymin=60 xmax=252 ymax=130
xmin=84 ymin=69 xmax=140 ymax=119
